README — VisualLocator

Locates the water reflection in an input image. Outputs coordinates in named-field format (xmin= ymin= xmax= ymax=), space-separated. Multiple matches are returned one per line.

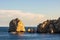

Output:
xmin=9 ymin=32 xmax=25 ymax=36
xmin=16 ymin=32 xmax=25 ymax=36
xmin=8 ymin=32 xmax=60 ymax=40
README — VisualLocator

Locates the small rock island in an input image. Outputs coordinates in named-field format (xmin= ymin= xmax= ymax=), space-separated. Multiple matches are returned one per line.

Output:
xmin=37 ymin=17 xmax=60 ymax=33
xmin=8 ymin=18 xmax=25 ymax=33
xmin=27 ymin=28 xmax=35 ymax=33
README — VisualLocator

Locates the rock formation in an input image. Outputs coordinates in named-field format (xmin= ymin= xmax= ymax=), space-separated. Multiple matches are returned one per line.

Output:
xmin=16 ymin=20 xmax=25 ymax=32
xmin=37 ymin=17 xmax=60 ymax=33
xmin=27 ymin=28 xmax=35 ymax=33
xmin=8 ymin=18 xmax=25 ymax=32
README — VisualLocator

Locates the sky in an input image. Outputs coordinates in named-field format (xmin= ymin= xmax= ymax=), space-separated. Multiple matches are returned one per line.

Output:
xmin=0 ymin=0 xmax=60 ymax=26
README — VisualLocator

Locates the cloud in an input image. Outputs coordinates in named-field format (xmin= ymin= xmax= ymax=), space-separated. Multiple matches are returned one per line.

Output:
xmin=0 ymin=10 xmax=46 ymax=26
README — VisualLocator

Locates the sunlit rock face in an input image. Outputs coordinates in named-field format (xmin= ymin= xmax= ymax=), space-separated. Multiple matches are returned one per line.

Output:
xmin=8 ymin=18 xmax=25 ymax=32
xmin=37 ymin=17 xmax=60 ymax=33
xmin=16 ymin=20 xmax=25 ymax=32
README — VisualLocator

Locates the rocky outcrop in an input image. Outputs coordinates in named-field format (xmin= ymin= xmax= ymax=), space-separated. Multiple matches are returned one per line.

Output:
xmin=16 ymin=20 xmax=25 ymax=32
xmin=37 ymin=17 xmax=60 ymax=33
xmin=27 ymin=28 xmax=35 ymax=33
xmin=8 ymin=18 xmax=25 ymax=32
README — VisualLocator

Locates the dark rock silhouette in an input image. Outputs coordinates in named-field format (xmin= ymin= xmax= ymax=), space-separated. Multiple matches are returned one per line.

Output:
xmin=37 ymin=17 xmax=60 ymax=33
xmin=8 ymin=18 xmax=25 ymax=32
xmin=27 ymin=28 xmax=35 ymax=33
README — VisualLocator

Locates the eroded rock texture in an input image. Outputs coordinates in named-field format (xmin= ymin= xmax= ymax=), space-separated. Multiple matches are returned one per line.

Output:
xmin=8 ymin=18 xmax=25 ymax=32
xmin=37 ymin=17 xmax=60 ymax=33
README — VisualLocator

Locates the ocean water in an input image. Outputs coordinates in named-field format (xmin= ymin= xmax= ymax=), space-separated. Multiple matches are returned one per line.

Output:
xmin=0 ymin=27 xmax=60 ymax=40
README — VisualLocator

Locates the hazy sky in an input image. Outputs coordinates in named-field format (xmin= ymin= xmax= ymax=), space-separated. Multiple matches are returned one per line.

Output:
xmin=0 ymin=0 xmax=60 ymax=26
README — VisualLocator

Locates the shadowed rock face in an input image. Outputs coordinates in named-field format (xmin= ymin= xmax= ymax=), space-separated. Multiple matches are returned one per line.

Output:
xmin=8 ymin=18 xmax=25 ymax=32
xmin=37 ymin=17 xmax=60 ymax=33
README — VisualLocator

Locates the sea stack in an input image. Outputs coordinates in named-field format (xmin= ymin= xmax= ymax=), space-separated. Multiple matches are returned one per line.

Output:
xmin=8 ymin=18 xmax=25 ymax=33
xmin=37 ymin=17 xmax=60 ymax=33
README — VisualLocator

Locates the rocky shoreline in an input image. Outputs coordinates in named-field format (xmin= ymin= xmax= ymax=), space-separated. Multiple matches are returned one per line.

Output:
xmin=8 ymin=17 xmax=60 ymax=34
xmin=37 ymin=17 xmax=60 ymax=33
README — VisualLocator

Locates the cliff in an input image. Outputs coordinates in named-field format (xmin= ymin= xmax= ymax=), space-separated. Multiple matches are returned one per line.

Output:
xmin=37 ymin=17 xmax=60 ymax=33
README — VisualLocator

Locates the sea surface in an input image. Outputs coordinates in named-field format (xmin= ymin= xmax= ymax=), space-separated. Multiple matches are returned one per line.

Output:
xmin=0 ymin=27 xmax=60 ymax=40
